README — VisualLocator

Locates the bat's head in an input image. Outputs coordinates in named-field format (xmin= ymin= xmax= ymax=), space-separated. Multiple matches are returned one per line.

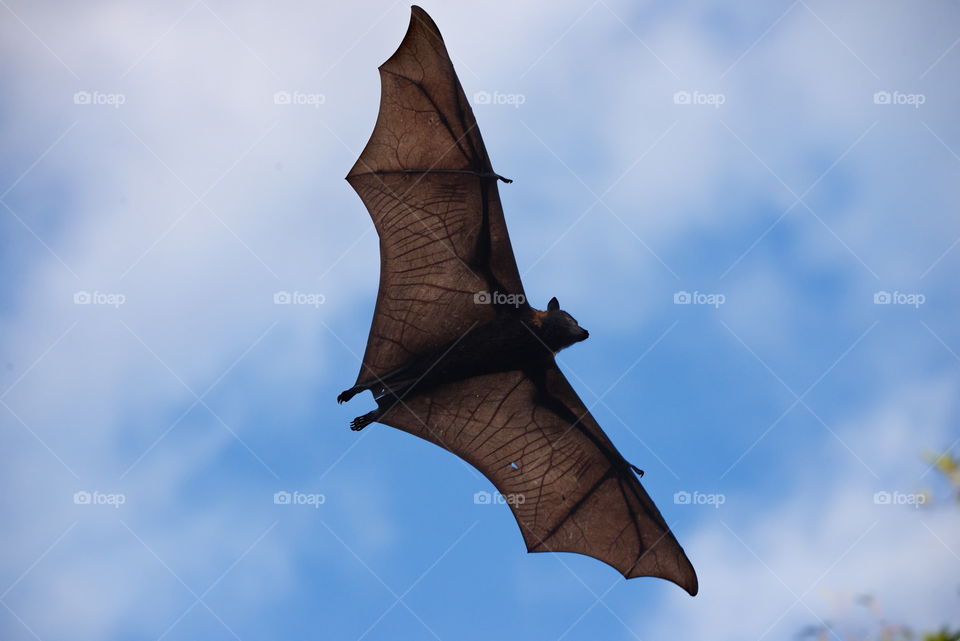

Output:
xmin=540 ymin=297 xmax=589 ymax=352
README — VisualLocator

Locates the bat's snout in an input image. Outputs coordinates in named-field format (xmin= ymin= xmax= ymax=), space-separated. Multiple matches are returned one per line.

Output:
xmin=579 ymin=328 xmax=589 ymax=341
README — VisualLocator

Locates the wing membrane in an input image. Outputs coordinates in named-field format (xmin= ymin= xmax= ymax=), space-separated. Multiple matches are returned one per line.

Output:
xmin=378 ymin=365 xmax=698 ymax=595
xmin=347 ymin=7 xmax=525 ymax=384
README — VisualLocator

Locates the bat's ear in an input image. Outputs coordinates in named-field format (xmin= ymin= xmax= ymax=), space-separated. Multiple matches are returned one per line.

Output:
xmin=547 ymin=297 xmax=560 ymax=312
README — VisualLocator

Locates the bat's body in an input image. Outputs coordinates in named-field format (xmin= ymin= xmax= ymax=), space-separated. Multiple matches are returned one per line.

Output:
xmin=338 ymin=5 xmax=698 ymax=595
xmin=339 ymin=299 xmax=589 ymax=430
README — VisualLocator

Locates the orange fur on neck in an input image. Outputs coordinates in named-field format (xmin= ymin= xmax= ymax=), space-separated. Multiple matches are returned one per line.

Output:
xmin=531 ymin=308 xmax=547 ymax=327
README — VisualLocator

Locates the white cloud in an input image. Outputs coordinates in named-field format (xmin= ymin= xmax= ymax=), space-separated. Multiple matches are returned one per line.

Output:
xmin=644 ymin=374 xmax=960 ymax=639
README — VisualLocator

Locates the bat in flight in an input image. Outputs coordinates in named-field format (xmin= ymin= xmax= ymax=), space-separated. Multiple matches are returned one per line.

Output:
xmin=338 ymin=5 xmax=697 ymax=595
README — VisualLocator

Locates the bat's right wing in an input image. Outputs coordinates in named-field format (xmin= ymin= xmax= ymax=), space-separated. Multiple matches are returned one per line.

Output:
xmin=347 ymin=6 xmax=526 ymax=386
xmin=377 ymin=363 xmax=699 ymax=595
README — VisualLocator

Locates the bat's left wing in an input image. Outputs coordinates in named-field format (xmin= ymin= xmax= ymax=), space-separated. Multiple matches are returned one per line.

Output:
xmin=346 ymin=6 xmax=526 ymax=386
xmin=377 ymin=362 xmax=699 ymax=596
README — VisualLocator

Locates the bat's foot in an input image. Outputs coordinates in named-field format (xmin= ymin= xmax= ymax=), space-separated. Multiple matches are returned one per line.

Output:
xmin=337 ymin=386 xmax=361 ymax=404
xmin=350 ymin=411 xmax=379 ymax=431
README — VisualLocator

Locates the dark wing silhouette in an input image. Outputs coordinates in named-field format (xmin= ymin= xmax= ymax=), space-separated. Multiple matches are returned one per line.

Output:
xmin=345 ymin=5 xmax=697 ymax=595
xmin=346 ymin=5 xmax=525 ymax=386
xmin=377 ymin=364 xmax=698 ymax=596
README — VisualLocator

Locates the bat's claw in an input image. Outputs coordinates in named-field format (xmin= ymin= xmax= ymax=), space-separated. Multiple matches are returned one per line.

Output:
xmin=337 ymin=387 xmax=359 ymax=404
xmin=350 ymin=411 xmax=378 ymax=431
xmin=630 ymin=464 xmax=645 ymax=478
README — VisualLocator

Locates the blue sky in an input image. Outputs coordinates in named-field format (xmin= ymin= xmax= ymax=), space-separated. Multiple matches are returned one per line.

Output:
xmin=1 ymin=1 xmax=959 ymax=639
